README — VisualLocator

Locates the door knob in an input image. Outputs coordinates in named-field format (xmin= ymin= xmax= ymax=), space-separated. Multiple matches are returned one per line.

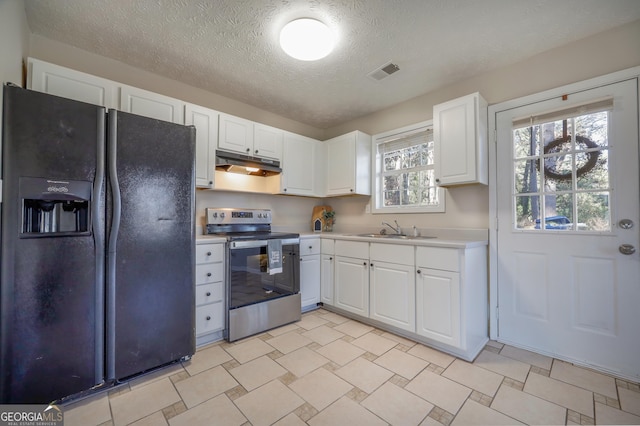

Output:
xmin=619 ymin=219 xmax=634 ymax=229
xmin=619 ymin=244 xmax=636 ymax=255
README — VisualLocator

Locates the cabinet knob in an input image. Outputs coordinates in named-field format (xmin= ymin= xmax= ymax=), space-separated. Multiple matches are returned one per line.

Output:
xmin=370 ymin=263 xmax=374 ymax=267
xmin=329 ymin=257 xmax=333 ymax=260
xmin=417 ymin=269 xmax=422 ymax=274
xmin=309 ymin=245 xmax=313 ymax=249
xmin=246 ymin=148 xmax=250 ymax=153
xmin=206 ymin=252 xmax=212 ymax=256
xmin=283 ymin=188 xmax=287 ymax=192
xmin=363 ymin=261 xmax=367 ymax=266
xmin=209 ymin=181 xmax=213 ymax=185
xmin=435 ymin=179 xmax=440 ymax=183
xmin=206 ymin=316 xmax=211 ymax=321
xmin=206 ymin=292 xmax=211 ymax=296
xmin=207 ymin=272 xmax=212 ymax=277
xmin=255 ymin=149 xmax=259 ymax=154
xmin=350 ymin=189 xmax=354 ymax=192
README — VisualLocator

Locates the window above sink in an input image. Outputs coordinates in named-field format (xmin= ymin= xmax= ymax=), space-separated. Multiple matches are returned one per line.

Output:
xmin=371 ymin=120 xmax=446 ymax=214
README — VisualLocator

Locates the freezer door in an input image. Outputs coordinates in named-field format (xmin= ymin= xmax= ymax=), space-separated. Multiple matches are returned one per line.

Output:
xmin=0 ymin=85 xmax=106 ymax=403
xmin=106 ymin=110 xmax=195 ymax=380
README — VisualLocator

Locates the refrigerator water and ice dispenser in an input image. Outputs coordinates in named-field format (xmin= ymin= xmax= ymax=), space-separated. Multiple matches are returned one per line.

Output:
xmin=20 ymin=176 xmax=91 ymax=236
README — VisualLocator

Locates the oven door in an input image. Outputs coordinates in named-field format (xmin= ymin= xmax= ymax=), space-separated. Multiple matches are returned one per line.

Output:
xmin=228 ymin=238 xmax=300 ymax=310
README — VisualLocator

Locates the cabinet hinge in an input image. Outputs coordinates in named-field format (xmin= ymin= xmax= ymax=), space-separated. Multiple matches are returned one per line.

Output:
xmin=496 ymin=306 xmax=499 ymax=320
xmin=493 ymin=129 xmax=498 ymax=144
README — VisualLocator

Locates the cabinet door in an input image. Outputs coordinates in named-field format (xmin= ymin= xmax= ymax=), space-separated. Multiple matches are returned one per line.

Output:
xmin=29 ymin=58 xmax=118 ymax=108
xmin=300 ymin=255 xmax=321 ymax=309
xmin=218 ymin=113 xmax=253 ymax=155
xmin=433 ymin=92 xmax=487 ymax=185
xmin=120 ymin=85 xmax=184 ymax=124
xmin=254 ymin=123 xmax=283 ymax=160
xmin=281 ymin=132 xmax=318 ymax=196
xmin=320 ymin=254 xmax=334 ymax=305
xmin=334 ymin=256 xmax=369 ymax=316
xmin=416 ymin=268 xmax=461 ymax=347
xmin=325 ymin=133 xmax=356 ymax=195
xmin=185 ymin=104 xmax=219 ymax=188
xmin=370 ymin=261 xmax=416 ymax=332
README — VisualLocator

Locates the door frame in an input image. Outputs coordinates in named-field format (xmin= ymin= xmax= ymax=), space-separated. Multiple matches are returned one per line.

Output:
xmin=488 ymin=66 xmax=640 ymax=343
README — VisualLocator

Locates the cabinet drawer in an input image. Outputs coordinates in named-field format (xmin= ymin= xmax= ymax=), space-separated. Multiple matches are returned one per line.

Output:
xmin=196 ymin=282 xmax=224 ymax=306
xmin=300 ymin=238 xmax=321 ymax=256
xmin=416 ymin=246 xmax=459 ymax=272
xmin=196 ymin=302 xmax=224 ymax=336
xmin=370 ymin=243 xmax=414 ymax=265
xmin=335 ymin=240 xmax=369 ymax=259
xmin=196 ymin=243 xmax=224 ymax=264
xmin=321 ymin=238 xmax=335 ymax=255
xmin=196 ymin=262 xmax=224 ymax=284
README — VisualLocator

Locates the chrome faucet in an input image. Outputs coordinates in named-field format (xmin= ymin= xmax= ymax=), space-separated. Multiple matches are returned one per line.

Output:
xmin=382 ymin=220 xmax=402 ymax=235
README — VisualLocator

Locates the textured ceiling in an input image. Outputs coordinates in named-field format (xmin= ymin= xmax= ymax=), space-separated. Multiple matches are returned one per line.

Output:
xmin=23 ymin=0 xmax=640 ymax=129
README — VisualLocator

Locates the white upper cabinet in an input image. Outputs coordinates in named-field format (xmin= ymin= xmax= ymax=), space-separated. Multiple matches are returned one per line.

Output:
xmin=325 ymin=130 xmax=371 ymax=196
xmin=280 ymin=132 xmax=322 ymax=196
xmin=254 ymin=123 xmax=283 ymax=159
xmin=433 ymin=92 xmax=488 ymax=186
xmin=185 ymin=103 xmax=219 ymax=188
xmin=218 ymin=113 xmax=283 ymax=160
xmin=119 ymin=85 xmax=184 ymax=124
xmin=28 ymin=58 xmax=118 ymax=108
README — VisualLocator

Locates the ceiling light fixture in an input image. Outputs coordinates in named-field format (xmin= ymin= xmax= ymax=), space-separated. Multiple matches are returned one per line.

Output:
xmin=279 ymin=18 xmax=335 ymax=61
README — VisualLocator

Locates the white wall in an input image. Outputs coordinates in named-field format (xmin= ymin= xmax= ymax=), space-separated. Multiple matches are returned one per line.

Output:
xmin=324 ymin=19 xmax=640 ymax=232
xmin=0 ymin=0 xmax=29 ymax=86
xmin=0 ymin=0 xmax=30 ymax=151
xmin=20 ymin=8 xmax=640 ymax=233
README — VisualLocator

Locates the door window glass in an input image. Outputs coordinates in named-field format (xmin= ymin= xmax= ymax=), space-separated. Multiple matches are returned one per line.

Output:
xmin=512 ymin=103 xmax=612 ymax=232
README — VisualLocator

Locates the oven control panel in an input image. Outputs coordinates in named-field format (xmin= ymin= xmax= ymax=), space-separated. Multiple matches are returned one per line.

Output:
xmin=206 ymin=208 xmax=271 ymax=225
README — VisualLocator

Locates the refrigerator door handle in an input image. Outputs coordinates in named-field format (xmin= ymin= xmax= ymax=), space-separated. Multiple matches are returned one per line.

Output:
xmin=106 ymin=111 xmax=121 ymax=380
xmin=94 ymin=109 xmax=107 ymax=385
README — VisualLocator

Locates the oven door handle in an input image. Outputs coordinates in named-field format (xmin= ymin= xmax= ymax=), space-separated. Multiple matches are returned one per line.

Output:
xmin=230 ymin=238 xmax=300 ymax=249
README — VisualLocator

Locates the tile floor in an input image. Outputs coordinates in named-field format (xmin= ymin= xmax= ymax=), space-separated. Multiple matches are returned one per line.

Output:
xmin=63 ymin=309 xmax=640 ymax=426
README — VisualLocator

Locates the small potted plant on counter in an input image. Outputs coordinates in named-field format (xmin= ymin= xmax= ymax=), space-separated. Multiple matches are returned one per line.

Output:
xmin=322 ymin=210 xmax=336 ymax=232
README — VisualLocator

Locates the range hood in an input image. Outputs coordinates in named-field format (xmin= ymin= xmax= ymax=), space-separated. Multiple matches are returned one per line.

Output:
xmin=215 ymin=150 xmax=282 ymax=177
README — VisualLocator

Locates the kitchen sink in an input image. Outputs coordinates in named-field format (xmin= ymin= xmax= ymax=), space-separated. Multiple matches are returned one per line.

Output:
xmin=353 ymin=233 xmax=435 ymax=240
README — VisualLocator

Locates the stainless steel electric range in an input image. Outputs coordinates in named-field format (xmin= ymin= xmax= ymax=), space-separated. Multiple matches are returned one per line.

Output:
xmin=205 ymin=208 xmax=301 ymax=341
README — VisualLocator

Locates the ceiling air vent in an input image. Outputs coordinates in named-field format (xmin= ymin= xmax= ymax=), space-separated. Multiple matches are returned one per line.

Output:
xmin=367 ymin=62 xmax=400 ymax=81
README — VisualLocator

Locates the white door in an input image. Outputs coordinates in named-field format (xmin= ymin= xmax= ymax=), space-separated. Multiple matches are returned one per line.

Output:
xmin=495 ymin=78 xmax=640 ymax=380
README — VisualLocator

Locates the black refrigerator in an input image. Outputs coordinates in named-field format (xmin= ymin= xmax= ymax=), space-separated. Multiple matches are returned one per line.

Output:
xmin=0 ymin=85 xmax=196 ymax=403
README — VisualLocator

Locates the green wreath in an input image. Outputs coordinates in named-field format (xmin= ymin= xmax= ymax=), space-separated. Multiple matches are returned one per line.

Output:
xmin=538 ymin=135 xmax=601 ymax=181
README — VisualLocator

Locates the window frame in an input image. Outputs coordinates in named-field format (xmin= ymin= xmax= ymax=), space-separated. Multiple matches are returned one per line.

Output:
xmin=371 ymin=120 xmax=445 ymax=214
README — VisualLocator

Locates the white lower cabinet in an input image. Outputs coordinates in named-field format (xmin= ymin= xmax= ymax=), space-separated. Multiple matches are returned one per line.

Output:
xmin=334 ymin=255 xmax=369 ymax=317
xmin=320 ymin=239 xmax=335 ymax=305
xmin=327 ymin=238 xmax=487 ymax=361
xmin=416 ymin=268 xmax=460 ymax=346
xmin=195 ymin=241 xmax=225 ymax=346
xmin=414 ymin=245 xmax=487 ymax=359
xmin=369 ymin=243 xmax=416 ymax=331
xmin=299 ymin=236 xmax=321 ymax=311
xmin=334 ymin=241 xmax=370 ymax=316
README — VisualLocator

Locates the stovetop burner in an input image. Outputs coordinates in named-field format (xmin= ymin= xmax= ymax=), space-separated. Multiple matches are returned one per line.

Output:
xmin=204 ymin=208 xmax=299 ymax=241
xmin=216 ymin=231 xmax=300 ymax=241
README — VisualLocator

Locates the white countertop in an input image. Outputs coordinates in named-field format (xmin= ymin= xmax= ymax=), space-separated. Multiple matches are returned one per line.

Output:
xmin=198 ymin=229 xmax=488 ymax=249
xmin=299 ymin=228 xmax=487 ymax=249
